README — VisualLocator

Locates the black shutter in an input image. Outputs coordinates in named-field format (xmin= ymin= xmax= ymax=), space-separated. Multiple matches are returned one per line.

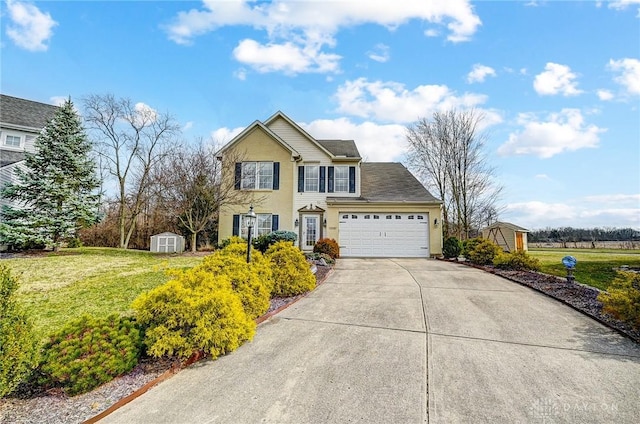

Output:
xmin=234 ymin=163 xmax=242 ymax=190
xmin=298 ymin=166 xmax=305 ymax=192
xmin=327 ymin=166 xmax=334 ymax=193
xmin=232 ymin=215 xmax=240 ymax=236
xmin=319 ymin=166 xmax=326 ymax=193
xmin=272 ymin=215 xmax=279 ymax=231
xmin=273 ymin=162 xmax=280 ymax=190
xmin=349 ymin=166 xmax=356 ymax=193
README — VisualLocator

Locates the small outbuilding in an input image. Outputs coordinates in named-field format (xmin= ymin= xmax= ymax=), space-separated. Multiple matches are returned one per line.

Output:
xmin=482 ymin=221 xmax=529 ymax=252
xmin=150 ymin=232 xmax=185 ymax=253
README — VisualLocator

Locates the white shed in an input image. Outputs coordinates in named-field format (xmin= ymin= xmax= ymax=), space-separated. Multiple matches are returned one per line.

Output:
xmin=150 ymin=232 xmax=185 ymax=253
xmin=482 ymin=222 xmax=529 ymax=252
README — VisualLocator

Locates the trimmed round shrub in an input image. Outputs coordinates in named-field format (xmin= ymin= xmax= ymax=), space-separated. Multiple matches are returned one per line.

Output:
xmin=462 ymin=237 xmax=482 ymax=257
xmin=39 ymin=314 xmax=142 ymax=396
xmin=218 ymin=236 xmax=246 ymax=249
xmin=493 ymin=251 xmax=541 ymax=271
xmin=253 ymin=230 xmax=297 ymax=253
xmin=133 ymin=269 xmax=256 ymax=359
xmin=598 ymin=271 xmax=640 ymax=330
xmin=267 ymin=242 xmax=316 ymax=297
xmin=198 ymin=244 xmax=273 ymax=318
xmin=1 ymin=265 xmax=38 ymax=398
xmin=466 ymin=238 xmax=502 ymax=265
xmin=443 ymin=236 xmax=462 ymax=259
xmin=313 ymin=238 xmax=340 ymax=259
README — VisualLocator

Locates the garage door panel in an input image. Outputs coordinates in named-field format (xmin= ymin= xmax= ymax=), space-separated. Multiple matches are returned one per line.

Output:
xmin=339 ymin=212 xmax=429 ymax=258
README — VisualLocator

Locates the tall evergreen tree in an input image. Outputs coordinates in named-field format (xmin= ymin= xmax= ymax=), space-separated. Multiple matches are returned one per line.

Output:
xmin=0 ymin=98 xmax=100 ymax=250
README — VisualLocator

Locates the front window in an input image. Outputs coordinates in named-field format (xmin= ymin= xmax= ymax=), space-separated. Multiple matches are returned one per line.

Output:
xmin=334 ymin=166 xmax=349 ymax=193
xmin=241 ymin=213 xmax=272 ymax=238
xmin=241 ymin=162 xmax=273 ymax=190
xmin=304 ymin=165 xmax=319 ymax=192
xmin=4 ymin=135 xmax=21 ymax=147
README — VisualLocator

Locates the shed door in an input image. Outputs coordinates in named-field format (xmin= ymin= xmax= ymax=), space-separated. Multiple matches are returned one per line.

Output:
xmin=158 ymin=236 xmax=176 ymax=253
xmin=516 ymin=232 xmax=524 ymax=251
xmin=339 ymin=213 xmax=429 ymax=257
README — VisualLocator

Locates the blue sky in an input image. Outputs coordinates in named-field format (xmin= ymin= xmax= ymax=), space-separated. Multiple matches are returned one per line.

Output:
xmin=2 ymin=0 xmax=639 ymax=230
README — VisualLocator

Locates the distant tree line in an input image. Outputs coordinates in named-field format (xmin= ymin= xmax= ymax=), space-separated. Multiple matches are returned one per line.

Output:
xmin=529 ymin=227 xmax=640 ymax=243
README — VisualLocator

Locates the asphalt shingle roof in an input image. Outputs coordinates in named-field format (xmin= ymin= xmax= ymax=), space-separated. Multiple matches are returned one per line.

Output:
xmin=317 ymin=140 xmax=361 ymax=158
xmin=1 ymin=94 xmax=58 ymax=130
xmin=360 ymin=162 xmax=440 ymax=202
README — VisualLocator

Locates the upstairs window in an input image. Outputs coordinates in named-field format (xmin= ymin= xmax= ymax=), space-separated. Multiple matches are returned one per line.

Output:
xmin=334 ymin=166 xmax=349 ymax=193
xmin=4 ymin=134 xmax=21 ymax=147
xmin=304 ymin=165 xmax=319 ymax=192
xmin=236 ymin=161 xmax=278 ymax=190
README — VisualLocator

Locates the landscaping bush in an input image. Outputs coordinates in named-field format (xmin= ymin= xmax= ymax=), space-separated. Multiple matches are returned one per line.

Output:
xmin=0 ymin=265 xmax=38 ymax=398
xmin=218 ymin=236 xmax=246 ymax=249
xmin=313 ymin=238 xmax=340 ymax=259
xmin=253 ymin=230 xmax=297 ymax=253
xmin=198 ymin=244 xmax=273 ymax=318
xmin=465 ymin=238 xmax=502 ymax=265
xmin=306 ymin=252 xmax=335 ymax=265
xmin=493 ymin=250 xmax=541 ymax=271
xmin=132 ymin=269 xmax=255 ymax=359
xmin=39 ymin=314 xmax=142 ymax=396
xmin=443 ymin=237 xmax=462 ymax=259
xmin=598 ymin=271 xmax=640 ymax=330
xmin=462 ymin=237 xmax=482 ymax=257
xmin=266 ymin=241 xmax=316 ymax=297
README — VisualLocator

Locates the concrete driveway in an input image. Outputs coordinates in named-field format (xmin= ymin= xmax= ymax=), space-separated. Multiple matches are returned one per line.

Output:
xmin=102 ymin=259 xmax=640 ymax=423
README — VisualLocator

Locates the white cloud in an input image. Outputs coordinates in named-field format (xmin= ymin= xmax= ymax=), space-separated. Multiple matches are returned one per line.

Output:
xmin=165 ymin=1 xmax=481 ymax=74
xmin=367 ymin=43 xmax=390 ymax=63
xmin=233 ymin=38 xmax=340 ymax=74
xmin=597 ymin=89 xmax=614 ymax=101
xmin=504 ymin=197 xmax=640 ymax=229
xmin=534 ymin=174 xmax=551 ymax=180
xmin=132 ymin=102 xmax=158 ymax=126
xmin=5 ymin=0 xmax=57 ymax=52
xmin=520 ymin=68 xmax=528 ymax=75
xmin=533 ymin=63 xmax=583 ymax=96
xmin=234 ymin=68 xmax=247 ymax=80
xmin=607 ymin=0 xmax=640 ymax=10
xmin=303 ymin=118 xmax=407 ymax=162
xmin=424 ymin=28 xmax=439 ymax=37
xmin=608 ymin=58 xmax=640 ymax=95
xmin=211 ymin=126 xmax=245 ymax=143
xmin=182 ymin=121 xmax=194 ymax=131
xmin=498 ymin=109 xmax=605 ymax=158
xmin=49 ymin=96 xmax=67 ymax=106
xmin=334 ymin=77 xmax=502 ymax=125
xmin=583 ymin=194 xmax=640 ymax=203
xmin=467 ymin=64 xmax=496 ymax=83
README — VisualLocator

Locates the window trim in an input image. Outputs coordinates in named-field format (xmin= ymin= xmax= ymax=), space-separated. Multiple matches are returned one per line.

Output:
xmin=304 ymin=165 xmax=320 ymax=192
xmin=240 ymin=213 xmax=272 ymax=238
xmin=2 ymin=132 xmax=24 ymax=149
xmin=240 ymin=161 xmax=274 ymax=190
xmin=333 ymin=166 xmax=349 ymax=193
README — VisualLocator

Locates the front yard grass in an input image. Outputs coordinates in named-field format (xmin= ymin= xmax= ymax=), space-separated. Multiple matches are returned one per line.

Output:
xmin=528 ymin=248 xmax=640 ymax=291
xmin=4 ymin=247 xmax=204 ymax=341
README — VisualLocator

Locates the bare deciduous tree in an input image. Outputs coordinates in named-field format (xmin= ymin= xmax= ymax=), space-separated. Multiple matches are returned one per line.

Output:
xmin=83 ymin=94 xmax=180 ymax=249
xmin=407 ymin=109 xmax=503 ymax=240
xmin=152 ymin=140 xmax=252 ymax=252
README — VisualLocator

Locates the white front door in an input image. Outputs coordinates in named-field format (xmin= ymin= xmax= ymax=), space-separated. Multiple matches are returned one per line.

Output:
xmin=302 ymin=215 xmax=320 ymax=250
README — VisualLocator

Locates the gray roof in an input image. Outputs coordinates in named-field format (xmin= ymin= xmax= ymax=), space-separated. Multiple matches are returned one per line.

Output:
xmin=484 ymin=221 xmax=530 ymax=232
xmin=0 ymin=94 xmax=58 ymax=130
xmin=328 ymin=162 xmax=441 ymax=203
xmin=0 ymin=150 xmax=25 ymax=168
xmin=317 ymin=140 xmax=361 ymax=158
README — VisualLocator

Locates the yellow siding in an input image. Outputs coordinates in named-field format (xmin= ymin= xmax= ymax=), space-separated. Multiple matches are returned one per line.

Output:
xmin=218 ymin=127 xmax=295 ymax=241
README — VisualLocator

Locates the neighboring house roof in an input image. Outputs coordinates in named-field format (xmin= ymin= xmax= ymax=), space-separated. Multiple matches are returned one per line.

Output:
xmin=0 ymin=94 xmax=58 ymax=131
xmin=317 ymin=140 xmax=361 ymax=159
xmin=328 ymin=162 xmax=442 ymax=204
xmin=0 ymin=150 xmax=25 ymax=168
xmin=483 ymin=221 xmax=530 ymax=232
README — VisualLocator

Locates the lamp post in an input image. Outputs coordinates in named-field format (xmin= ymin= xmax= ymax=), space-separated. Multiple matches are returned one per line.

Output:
xmin=245 ymin=204 xmax=256 ymax=263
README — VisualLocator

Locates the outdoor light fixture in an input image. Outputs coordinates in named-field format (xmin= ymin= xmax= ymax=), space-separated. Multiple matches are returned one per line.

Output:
xmin=295 ymin=219 xmax=299 ymax=227
xmin=323 ymin=218 xmax=327 ymax=227
xmin=245 ymin=204 xmax=256 ymax=263
xmin=434 ymin=218 xmax=439 ymax=227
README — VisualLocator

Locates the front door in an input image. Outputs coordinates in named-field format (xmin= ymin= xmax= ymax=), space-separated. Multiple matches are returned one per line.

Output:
xmin=302 ymin=215 xmax=320 ymax=250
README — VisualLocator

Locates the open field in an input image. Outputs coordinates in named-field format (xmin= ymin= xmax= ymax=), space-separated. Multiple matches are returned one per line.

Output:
xmin=528 ymin=248 xmax=640 ymax=291
xmin=2 ymin=247 xmax=204 ymax=341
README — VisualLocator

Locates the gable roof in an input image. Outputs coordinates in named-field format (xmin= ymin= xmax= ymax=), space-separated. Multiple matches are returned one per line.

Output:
xmin=1 ymin=94 xmax=58 ymax=131
xmin=483 ymin=221 xmax=529 ymax=232
xmin=0 ymin=150 xmax=25 ymax=168
xmin=264 ymin=111 xmax=338 ymax=159
xmin=317 ymin=140 xmax=361 ymax=158
xmin=216 ymin=119 xmax=301 ymax=159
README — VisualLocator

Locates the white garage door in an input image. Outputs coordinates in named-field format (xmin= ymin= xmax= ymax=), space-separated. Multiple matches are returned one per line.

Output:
xmin=339 ymin=212 xmax=430 ymax=257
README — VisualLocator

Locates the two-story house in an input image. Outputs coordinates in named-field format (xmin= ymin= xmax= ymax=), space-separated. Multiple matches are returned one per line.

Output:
xmin=0 ymin=94 xmax=58 ymax=215
xmin=217 ymin=111 xmax=443 ymax=258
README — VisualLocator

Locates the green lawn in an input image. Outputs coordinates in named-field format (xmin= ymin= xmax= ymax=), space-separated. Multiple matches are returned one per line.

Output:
xmin=528 ymin=248 xmax=640 ymax=291
xmin=4 ymin=247 xmax=204 ymax=341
